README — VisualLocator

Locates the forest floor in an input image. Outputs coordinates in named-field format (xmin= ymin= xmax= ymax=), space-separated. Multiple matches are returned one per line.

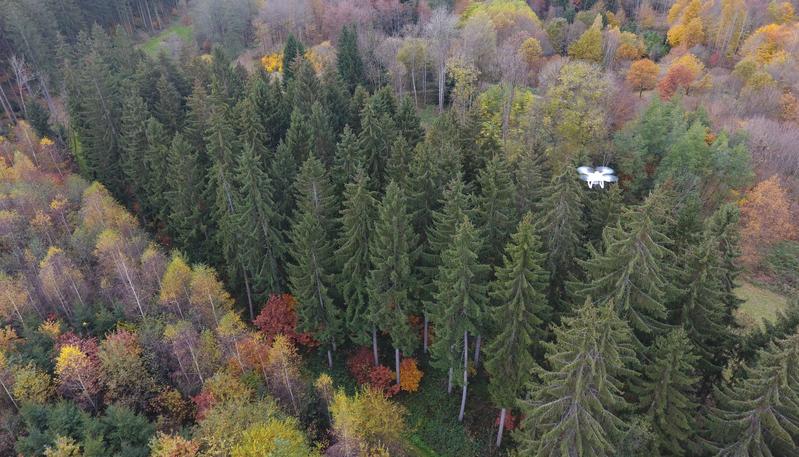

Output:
xmin=140 ymin=21 xmax=193 ymax=56
xmin=735 ymin=281 xmax=788 ymax=329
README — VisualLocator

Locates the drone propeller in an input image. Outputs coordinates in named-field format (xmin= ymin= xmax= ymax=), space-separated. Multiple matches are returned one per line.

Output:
xmin=596 ymin=166 xmax=615 ymax=175
xmin=577 ymin=166 xmax=594 ymax=175
xmin=600 ymin=175 xmax=619 ymax=182
xmin=578 ymin=175 xmax=590 ymax=182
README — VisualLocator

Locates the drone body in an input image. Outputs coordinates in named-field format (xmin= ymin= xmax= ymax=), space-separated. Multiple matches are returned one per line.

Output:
xmin=577 ymin=166 xmax=618 ymax=189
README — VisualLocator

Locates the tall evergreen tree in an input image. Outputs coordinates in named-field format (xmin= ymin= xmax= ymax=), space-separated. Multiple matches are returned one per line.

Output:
xmin=332 ymin=126 xmax=365 ymax=194
xmin=407 ymin=142 xmax=462 ymax=237
xmin=270 ymin=141 xmax=299 ymax=233
xmin=183 ymin=81 xmax=211 ymax=166
xmin=512 ymin=151 xmax=547 ymax=217
xmin=320 ymin=69 xmax=351 ymax=134
xmin=705 ymin=332 xmax=799 ymax=456
xmin=235 ymin=97 xmax=269 ymax=163
xmin=155 ymin=74 xmax=183 ymax=133
xmin=234 ymin=139 xmax=285 ymax=313
xmin=368 ymin=181 xmax=419 ymax=383
xmin=516 ymin=300 xmax=637 ymax=456
xmin=165 ymin=133 xmax=207 ymax=262
xmin=336 ymin=170 xmax=378 ymax=353
xmin=587 ymin=184 xmax=623 ymax=246
xmin=634 ymin=329 xmax=701 ymax=457
xmin=671 ymin=235 xmax=736 ymax=392
xmin=475 ymin=154 xmax=517 ymax=268
xmin=485 ymin=213 xmax=550 ymax=447
xmin=430 ymin=218 xmax=488 ymax=422
xmin=288 ymin=57 xmax=321 ymax=117
xmin=284 ymin=108 xmax=313 ymax=166
xmin=143 ymin=116 xmax=170 ymax=223
xmin=337 ymin=24 xmax=364 ymax=92
xmin=288 ymin=158 xmax=341 ymax=367
xmin=282 ymin=34 xmax=306 ymax=82
xmin=358 ymin=102 xmax=396 ymax=191
xmin=395 ymin=95 xmax=424 ymax=148
xmin=421 ymin=174 xmax=475 ymax=352
xmin=537 ymin=167 xmax=586 ymax=313
xmin=308 ymin=101 xmax=335 ymax=167
xmin=575 ymin=190 xmax=676 ymax=344
xmin=348 ymin=85 xmax=370 ymax=132
xmin=119 ymin=93 xmax=150 ymax=209
xmin=385 ymin=135 xmax=412 ymax=188
xmin=705 ymin=203 xmax=744 ymax=320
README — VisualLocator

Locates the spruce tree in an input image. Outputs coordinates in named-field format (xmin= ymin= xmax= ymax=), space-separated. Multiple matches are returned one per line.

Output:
xmin=308 ymin=101 xmax=335 ymax=167
xmin=485 ymin=213 xmax=549 ymax=447
xmin=284 ymin=108 xmax=313 ymax=166
xmin=183 ymin=81 xmax=211 ymax=166
xmin=234 ymin=140 xmax=285 ymax=312
xmin=671 ymin=235 xmax=736 ymax=392
xmin=282 ymin=34 xmax=305 ymax=82
xmin=358 ymin=102 xmax=396 ymax=191
xmin=368 ymin=181 xmax=419 ymax=382
xmin=337 ymin=24 xmax=364 ymax=92
xmin=336 ymin=170 xmax=378 ymax=352
xmin=537 ymin=167 xmax=586 ymax=313
xmin=385 ymin=135 xmax=412 ymax=188
xmin=512 ymin=151 xmax=547 ymax=217
xmin=165 ymin=133 xmax=207 ymax=262
xmin=705 ymin=203 xmax=744 ymax=319
xmin=587 ymin=184 xmax=623 ymax=246
xmin=270 ymin=141 xmax=299 ymax=233
xmin=407 ymin=142 xmax=463 ymax=237
xmin=332 ymin=126 xmax=365 ymax=194
xmin=421 ymin=174 xmax=475 ymax=352
xmin=348 ymin=85 xmax=370 ymax=132
xmin=320 ymin=69 xmax=351 ymax=134
xmin=634 ymin=329 xmax=700 ymax=456
xmin=475 ymin=154 xmax=517 ymax=268
xmin=395 ymin=95 xmax=424 ymax=148
xmin=430 ymin=218 xmax=488 ymax=422
xmin=705 ymin=332 xmax=799 ymax=456
xmin=516 ymin=300 xmax=637 ymax=456
xmin=288 ymin=158 xmax=341 ymax=367
xmin=288 ymin=57 xmax=321 ymax=117
xmin=155 ymin=74 xmax=183 ymax=133
xmin=575 ymin=190 xmax=675 ymax=344
xmin=143 ymin=116 xmax=170 ymax=223
xmin=119 ymin=93 xmax=150 ymax=209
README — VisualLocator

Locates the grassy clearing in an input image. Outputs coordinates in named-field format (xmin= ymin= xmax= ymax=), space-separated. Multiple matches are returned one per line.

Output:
xmin=735 ymin=281 xmax=788 ymax=329
xmin=140 ymin=23 xmax=193 ymax=55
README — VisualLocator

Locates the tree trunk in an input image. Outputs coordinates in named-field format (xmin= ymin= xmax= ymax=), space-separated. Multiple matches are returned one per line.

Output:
xmin=438 ymin=64 xmax=445 ymax=112
xmin=447 ymin=367 xmax=453 ymax=394
xmin=473 ymin=334 xmax=481 ymax=366
xmin=395 ymin=347 xmax=401 ymax=385
xmin=496 ymin=408 xmax=506 ymax=447
xmin=327 ymin=349 xmax=333 ymax=369
xmin=372 ymin=326 xmax=379 ymax=366
xmin=242 ymin=267 xmax=254 ymax=321
xmin=0 ymin=84 xmax=17 ymax=124
xmin=459 ymin=330 xmax=468 ymax=422
xmin=0 ymin=378 xmax=19 ymax=411
xmin=423 ymin=315 xmax=429 ymax=353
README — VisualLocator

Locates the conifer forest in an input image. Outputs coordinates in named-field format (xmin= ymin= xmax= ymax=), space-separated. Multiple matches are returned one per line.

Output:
xmin=2 ymin=0 xmax=799 ymax=455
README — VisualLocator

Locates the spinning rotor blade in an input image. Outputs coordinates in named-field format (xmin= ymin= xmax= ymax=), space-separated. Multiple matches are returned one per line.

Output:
xmin=578 ymin=175 xmax=590 ymax=181
xmin=596 ymin=166 xmax=615 ymax=175
xmin=601 ymin=175 xmax=618 ymax=182
xmin=577 ymin=166 xmax=594 ymax=175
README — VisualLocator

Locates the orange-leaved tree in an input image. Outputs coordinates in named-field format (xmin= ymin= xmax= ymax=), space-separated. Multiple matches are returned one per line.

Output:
xmin=627 ymin=59 xmax=660 ymax=97
xmin=739 ymin=175 xmax=797 ymax=266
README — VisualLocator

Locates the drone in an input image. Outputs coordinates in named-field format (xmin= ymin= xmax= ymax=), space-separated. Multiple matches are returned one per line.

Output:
xmin=577 ymin=166 xmax=618 ymax=189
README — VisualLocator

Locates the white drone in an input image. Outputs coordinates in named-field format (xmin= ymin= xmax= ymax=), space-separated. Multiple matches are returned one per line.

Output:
xmin=577 ymin=166 xmax=618 ymax=189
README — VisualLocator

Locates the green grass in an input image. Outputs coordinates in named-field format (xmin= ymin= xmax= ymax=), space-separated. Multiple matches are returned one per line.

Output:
xmin=735 ymin=281 xmax=788 ymax=329
xmin=139 ymin=23 xmax=193 ymax=55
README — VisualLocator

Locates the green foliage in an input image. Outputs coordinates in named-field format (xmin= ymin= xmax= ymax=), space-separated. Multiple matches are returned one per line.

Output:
xmin=485 ymin=213 xmax=549 ymax=408
xmin=430 ymin=219 xmax=488 ymax=386
xmin=337 ymin=25 xmax=365 ymax=92
xmin=282 ymin=34 xmax=306 ymax=82
xmin=634 ymin=329 xmax=700 ymax=456
xmin=336 ymin=171 xmax=378 ymax=346
xmin=516 ymin=300 xmax=637 ymax=457
xmin=475 ymin=155 xmax=517 ymax=268
xmin=368 ymin=181 xmax=419 ymax=355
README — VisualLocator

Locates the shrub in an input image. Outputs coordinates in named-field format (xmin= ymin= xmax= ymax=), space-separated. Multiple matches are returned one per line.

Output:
xmin=345 ymin=347 xmax=375 ymax=385
xmin=399 ymin=358 xmax=423 ymax=393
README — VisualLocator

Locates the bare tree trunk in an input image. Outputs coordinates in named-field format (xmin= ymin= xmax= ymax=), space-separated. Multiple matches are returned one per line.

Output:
xmin=395 ymin=347 xmax=401 ymax=385
xmin=496 ymin=408 xmax=506 ymax=447
xmin=447 ymin=367 xmax=452 ymax=394
xmin=327 ymin=349 xmax=333 ymax=368
xmin=281 ymin=358 xmax=299 ymax=415
xmin=423 ymin=314 xmax=429 ymax=353
xmin=473 ymin=334 xmax=481 ymax=366
xmin=372 ymin=326 xmax=379 ymax=366
xmin=411 ymin=60 xmax=418 ymax=107
xmin=0 ymin=378 xmax=19 ymax=411
xmin=187 ymin=342 xmax=204 ymax=384
xmin=242 ymin=266 xmax=254 ymax=320
xmin=458 ymin=330 xmax=468 ymax=422
xmin=0 ymin=84 xmax=17 ymax=124
xmin=4 ymin=290 xmax=26 ymax=328
xmin=438 ymin=64 xmax=445 ymax=112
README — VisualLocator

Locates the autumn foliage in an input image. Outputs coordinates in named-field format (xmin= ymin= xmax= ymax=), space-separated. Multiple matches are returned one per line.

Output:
xmin=254 ymin=294 xmax=317 ymax=347
xmin=627 ymin=59 xmax=660 ymax=96
xmin=398 ymin=358 xmax=423 ymax=392
xmin=739 ymin=176 xmax=798 ymax=266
